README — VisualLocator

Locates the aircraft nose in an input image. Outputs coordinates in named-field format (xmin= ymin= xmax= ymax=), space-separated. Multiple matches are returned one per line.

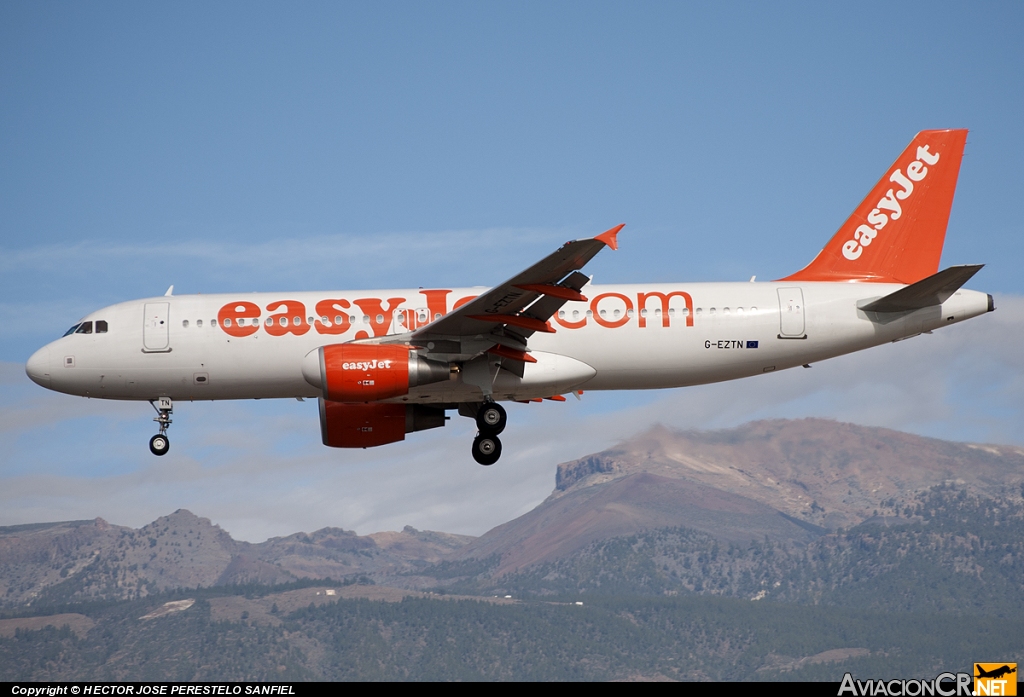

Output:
xmin=26 ymin=345 xmax=52 ymax=388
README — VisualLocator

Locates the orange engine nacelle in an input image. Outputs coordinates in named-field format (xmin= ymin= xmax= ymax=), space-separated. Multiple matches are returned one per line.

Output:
xmin=319 ymin=401 xmax=446 ymax=448
xmin=302 ymin=344 xmax=450 ymax=402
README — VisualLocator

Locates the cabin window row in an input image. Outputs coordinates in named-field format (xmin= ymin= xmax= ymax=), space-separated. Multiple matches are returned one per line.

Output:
xmin=180 ymin=311 xmax=444 ymax=329
xmin=178 ymin=305 xmax=765 ymax=329
xmin=555 ymin=306 xmax=759 ymax=320
xmin=694 ymin=306 xmax=758 ymax=316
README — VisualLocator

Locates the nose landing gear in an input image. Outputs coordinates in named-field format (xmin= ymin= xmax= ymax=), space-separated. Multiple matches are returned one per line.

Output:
xmin=470 ymin=401 xmax=506 ymax=466
xmin=149 ymin=433 xmax=169 ymax=456
xmin=148 ymin=397 xmax=173 ymax=456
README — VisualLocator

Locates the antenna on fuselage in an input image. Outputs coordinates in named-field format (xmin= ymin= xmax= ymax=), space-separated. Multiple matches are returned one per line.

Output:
xmin=164 ymin=285 xmax=174 ymax=296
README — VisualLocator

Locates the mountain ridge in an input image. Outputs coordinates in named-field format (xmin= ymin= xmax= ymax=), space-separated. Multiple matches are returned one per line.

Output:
xmin=0 ymin=509 xmax=471 ymax=608
xmin=3 ymin=418 xmax=1022 ymax=607
xmin=451 ymin=418 xmax=1024 ymax=574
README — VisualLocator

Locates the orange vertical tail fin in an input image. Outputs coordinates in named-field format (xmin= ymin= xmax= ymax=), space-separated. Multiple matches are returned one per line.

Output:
xmin=781 ymin=129 xmax=967 ymax=284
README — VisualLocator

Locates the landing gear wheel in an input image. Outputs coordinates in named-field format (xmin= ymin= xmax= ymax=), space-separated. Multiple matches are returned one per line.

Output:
xmin=476 ymin=402 xmax=507 ymax=435
xmin=149 ymin=434 xmax=170 ymax=456
xmin=148 ymin=398 xmax=173 ymax=457
xmin=472 ymin=434 xmax=502 ymax=466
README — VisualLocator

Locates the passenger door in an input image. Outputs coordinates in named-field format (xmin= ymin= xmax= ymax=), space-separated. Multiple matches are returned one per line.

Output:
xmin=777 ymin=288 xmax=806 ymax=339
xmin=143 ymin=302 xmax=171 ymax=351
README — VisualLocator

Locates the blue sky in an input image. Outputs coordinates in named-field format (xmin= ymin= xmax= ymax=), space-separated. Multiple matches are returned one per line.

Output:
xmin=2 ymin=2 xmax=1022 ymax=541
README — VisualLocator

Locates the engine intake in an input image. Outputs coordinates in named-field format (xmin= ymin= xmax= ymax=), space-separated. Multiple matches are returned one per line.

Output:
xmin=302 ymin=344 xmax=450 ymax=402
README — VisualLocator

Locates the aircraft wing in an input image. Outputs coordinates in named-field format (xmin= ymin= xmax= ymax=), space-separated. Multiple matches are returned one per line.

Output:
xmin=399 ymin=225 xmax=618 ymax=370
xmin=410 ymin=224 xmax=623 ymax=356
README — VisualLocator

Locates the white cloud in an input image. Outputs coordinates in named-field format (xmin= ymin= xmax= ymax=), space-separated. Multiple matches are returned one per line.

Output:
xmin=0 ymin=227 xmax=565 ymax=290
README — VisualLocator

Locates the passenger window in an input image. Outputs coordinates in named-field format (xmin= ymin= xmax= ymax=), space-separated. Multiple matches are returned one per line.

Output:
xmin=183 ymin=320 xmax=189 ymax=328
xmin=75 ymin=322 xmax=93 ymax=334
xmin=96 ymin=320 xmax=108 ymax=333
xmin=197 ymin=319 xmax=203 ymax=327
xmin=334 ymin=315 xmax=343 ymax=325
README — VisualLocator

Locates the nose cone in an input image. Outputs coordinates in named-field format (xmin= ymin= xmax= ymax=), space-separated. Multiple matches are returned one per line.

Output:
xmin=26 ymin=345 xmax=53 ymax=388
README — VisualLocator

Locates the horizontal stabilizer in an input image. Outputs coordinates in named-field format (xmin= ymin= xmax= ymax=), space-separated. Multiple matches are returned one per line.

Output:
xmin=860 ymin=264 xmax=983 ymax=313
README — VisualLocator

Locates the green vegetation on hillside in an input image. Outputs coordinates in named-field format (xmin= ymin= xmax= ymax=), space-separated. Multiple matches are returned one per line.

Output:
xmin=3 ymin=593 xmax=1022 ymax=681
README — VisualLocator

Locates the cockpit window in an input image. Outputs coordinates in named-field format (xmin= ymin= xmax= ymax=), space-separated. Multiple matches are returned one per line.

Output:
xmin=63 ymin=320 xmax=107 ymax=337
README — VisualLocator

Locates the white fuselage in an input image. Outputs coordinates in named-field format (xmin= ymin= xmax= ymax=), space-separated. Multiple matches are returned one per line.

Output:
xmin=25 ymin=281 xmax=991 ymax=404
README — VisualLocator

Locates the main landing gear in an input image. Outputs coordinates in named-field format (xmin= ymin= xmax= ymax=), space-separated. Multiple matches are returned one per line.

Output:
xmin=471 ymin=402 xmax=506 ymax=466
xmin=148 ymin=397 xmax=173 ymax=456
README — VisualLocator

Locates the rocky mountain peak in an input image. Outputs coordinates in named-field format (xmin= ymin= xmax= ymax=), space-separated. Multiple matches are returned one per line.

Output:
xmin=553 ymin=418 xmax=1024 ymax=528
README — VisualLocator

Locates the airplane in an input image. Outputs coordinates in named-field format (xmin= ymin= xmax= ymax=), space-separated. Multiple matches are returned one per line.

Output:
xmin=975 ymin=665 xmax=1016 ymax=680
xmin=25 ymin=129 xmax=993 ymax=465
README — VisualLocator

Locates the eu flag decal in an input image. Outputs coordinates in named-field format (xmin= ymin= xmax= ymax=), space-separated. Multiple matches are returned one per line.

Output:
xmin=746 ymin=341 xmax=759 ymax=348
